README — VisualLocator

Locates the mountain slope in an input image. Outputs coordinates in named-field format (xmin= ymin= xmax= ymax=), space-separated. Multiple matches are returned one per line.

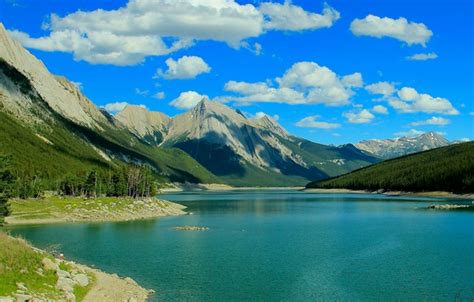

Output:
xmin=116 ymin=99 xmax=379 ymax=186
xmin=307 ymin=142 xmax=474 ymax=193
xmin=114 ymin=105 xmax=170 ymax=145
xmin=0 ymin=24 xmax=218 ymax=185
xmin=356 ymin=132 xmax=450 ymax=159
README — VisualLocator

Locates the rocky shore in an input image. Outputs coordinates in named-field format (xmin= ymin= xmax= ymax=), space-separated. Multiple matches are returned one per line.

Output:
xmin=6 ymin=197 xmax=187 ymax=225
xmin=0 ymin=233 xmax=151 ymax=302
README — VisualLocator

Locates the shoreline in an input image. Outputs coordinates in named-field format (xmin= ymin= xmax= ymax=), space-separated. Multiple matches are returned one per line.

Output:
xmin=0 ymin=232 xmax=151 ymax=301
xmin=5 ymin=196 xmax=187 ymax=226
xmin=163 ymin=184 xmax=473 ymax=200
xmin=161 ymin=183 xmax=304 ymax=192
xmin=304 ymin=188 xmax=474 ymax=199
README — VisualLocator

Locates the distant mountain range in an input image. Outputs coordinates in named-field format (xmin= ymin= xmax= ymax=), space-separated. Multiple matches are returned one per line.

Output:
xmin=307 ymin=142 xmax=474 ymax=193
xmin=355 ymin=132 xmax=450 ymax=159
xmin=114 ymin=100 xmax=378 ymax=186
xmin=0 ymin=23 xmax=378 ymax=187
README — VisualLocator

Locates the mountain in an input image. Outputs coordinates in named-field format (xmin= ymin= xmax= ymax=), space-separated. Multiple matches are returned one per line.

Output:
xmin=0 ymin=23 xmax=378 ymax=187
xmin=307 ymin=142 xmax=474 ymax=193
xmin=0 ymin=23 xmax=218 ymax=185
xmin=115 ymin=99 xmax=379 ymax=186
xmin=114 ymin=105 xmax=170 ymax=145
xmin=355 ymin=132 xmax=450 ymax=159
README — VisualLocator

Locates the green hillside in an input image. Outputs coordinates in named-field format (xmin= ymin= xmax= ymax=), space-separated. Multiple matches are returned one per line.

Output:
xmin=0 ymin=58 xmax=218 ymax=189
xmin=307 ymin=142 xmax=474 ymax=193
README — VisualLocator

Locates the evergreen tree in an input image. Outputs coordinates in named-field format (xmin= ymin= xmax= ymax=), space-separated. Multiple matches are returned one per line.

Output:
xmin=0 ymin=155 xmax=14 ymax=225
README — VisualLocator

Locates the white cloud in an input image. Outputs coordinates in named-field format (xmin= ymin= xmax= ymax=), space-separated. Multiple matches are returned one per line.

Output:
xmin=224 ymin=81 xmax=270 ymax=95
xmin=170 ymin=91 xmax=208 ymax=109
xmin=343 ymin=109 xmax=375 ymax=124
xmin=371 ymin=105 xmax=388 ymax=114
xmin=156 ymin=56 xmax=211 ymax=80
xmin=469 ymin=112 xmax=474 ymax=116
xmin=153 ymin=92 xmax=166 ymax=100
xmin=394 ymin=129 xmax=424 ymax=137
xmin=410 ymin=116 xmax=450 ymax=126
xmin=406 ymin=52 xmax=438 ymax=61
xmin=341 ymin=72 xmax=363 ymax=88
xmin=296 ymin=115 xmax=341 ymax=129
xmin=241 ymin=41 xmax=263 ymax=55
xmin=102 ymin=102 xmax=145 ymax=114
xmin=135 ymin=88 xmax=149 ymax=96
xmin=277 ymin=62 xmax=354 ymax=106
xmin=221 ymin=62 xmax=359 ymax=106
xmin=392 ymin=87 xmax=459 ymax=115
xmin=365 ymin=81 xmax=395 ymax=97
xmin=8 ymin=0 xmax=339 ymax=65
xmin=350 ymin=14 xmax=433 ymax=46
xmin=260 ymin=2 xmax=340 ymax=31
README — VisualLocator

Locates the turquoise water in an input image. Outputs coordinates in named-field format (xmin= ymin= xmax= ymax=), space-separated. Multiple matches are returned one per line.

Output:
xmin=8 ymin=191 xmax=474 ymax=301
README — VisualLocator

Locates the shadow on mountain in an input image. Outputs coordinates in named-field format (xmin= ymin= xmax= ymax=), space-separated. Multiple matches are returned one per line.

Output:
xmin=175 ymin=138 xmax=245 ymax=177
xmin=167 ymin=166 xmax=202 ymax=183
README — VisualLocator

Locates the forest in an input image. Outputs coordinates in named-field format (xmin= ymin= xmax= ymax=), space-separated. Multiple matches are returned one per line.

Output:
xmin=0 ymin=154 xmax=158 ymax=225
xmin=307 ymin=142 xmax=474 ymax=193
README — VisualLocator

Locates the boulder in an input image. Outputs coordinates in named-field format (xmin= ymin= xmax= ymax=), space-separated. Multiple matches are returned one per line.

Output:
xmin=14 ymin=293 xmax=32 ymax=302
xmin=41 ymin=258 xmax=59 ymax=272
xmin=56 ymin=277 xmax=76 ymax=293
xmin=73 ymin=274 xmax=89 ymax=287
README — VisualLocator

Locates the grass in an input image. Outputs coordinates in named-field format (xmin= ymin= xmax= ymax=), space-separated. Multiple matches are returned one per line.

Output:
xmin=0 ymin=232 xmax=58 ymax=298
xmin=7 ymin=196 xmax=175 ymax=223
xmin=74 ymin=273 xmax=95 ymax=302
xmin=9 ymin=196 xmax=136 ymax=220
xmin=0 ymin=232 xmax=96 ymax=299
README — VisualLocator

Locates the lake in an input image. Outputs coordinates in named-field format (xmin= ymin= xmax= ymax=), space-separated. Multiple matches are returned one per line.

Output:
xmin=8 ymin=190 xmax=474 ymax=301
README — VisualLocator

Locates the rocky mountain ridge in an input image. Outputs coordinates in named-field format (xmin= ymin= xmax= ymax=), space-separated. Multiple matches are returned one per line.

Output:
xmin=356 ymin=132 xmax=450 ymax=159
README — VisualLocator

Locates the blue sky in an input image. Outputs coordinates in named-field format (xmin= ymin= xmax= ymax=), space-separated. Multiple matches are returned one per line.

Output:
xmin=1 ymin=0 xmax=473 ymax=144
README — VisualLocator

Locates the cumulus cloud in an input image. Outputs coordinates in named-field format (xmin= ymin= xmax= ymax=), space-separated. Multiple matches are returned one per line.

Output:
xmin=394 ymin=129 xmax=424 ymax=137
xmin=341 ymin=72 xmax=363 ymax=88
xmin=170 ymin=91 xmax=208 ymax=109
xmin=220 ymin=62 xmax=359 ymax=106
xmin=406 ymin=52 xmax=438 ymax=61
xmin=8 ymin=0 xmax=339 ymax=65
xmin=392 ymin=87 xmax=459 ymax=115
xmin=260 ymin=2 xmax=340 ymax=31
xmin=343 ymin=109 xmax=375 ymax=124
xmin=102 ymin=102 xmax=145 ymax=114
xmin=371 ymin=105 xmax=388 ymax=114
xmin=365 ymin=81 xmax=396 ymax=97
xmin=350 ymin=15 xmax=433 ymax=46
xmin=156 ymin=56 xmax=211 ymax=80
xmin=295 ymin=115 xmax=341 ymax=129
xmin=410 ymin=116 xmax=450 ymax=126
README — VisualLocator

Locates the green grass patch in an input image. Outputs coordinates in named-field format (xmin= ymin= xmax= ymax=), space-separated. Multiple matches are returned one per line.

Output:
xmin=74 ymin=272 xmax=95 ymax=302
xmin=0 ymin=232 xmax=58 ymax=298
xmin=8 ymin=196 xmax=170 ymax=222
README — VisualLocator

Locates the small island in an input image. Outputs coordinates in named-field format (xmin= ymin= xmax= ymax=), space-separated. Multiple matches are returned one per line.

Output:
xmin=174 ymin=226 xmax=209 ymax=231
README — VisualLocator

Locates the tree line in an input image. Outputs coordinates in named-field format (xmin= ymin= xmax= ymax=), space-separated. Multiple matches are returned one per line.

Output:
xmin=0 ymin=154 xmax=159 ymax=225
